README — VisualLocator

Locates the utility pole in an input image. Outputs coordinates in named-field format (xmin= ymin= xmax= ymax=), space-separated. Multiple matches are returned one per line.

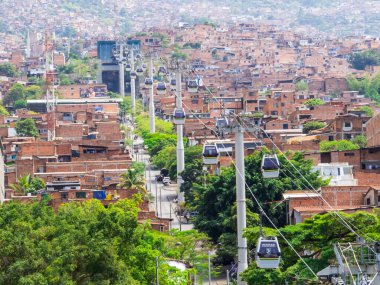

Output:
xmin=176 ymin=70 xmax=185 ymax=201
xmin=149 ymin=56 xmax=155 ymax=133
xmin=234 ymin=124 xmax=248 ymax=285
xmin=130 ymin=49 xmax=136 ymax=113
xmin=156 ymin=256 xmax=159 ymax=285
xmin=208 ymin=251 xmax=212 ymax=285
xmin=119 ymin=44 xmax=125 ymax=97
xmin=155 ymin=180 xmax=158 ymax=217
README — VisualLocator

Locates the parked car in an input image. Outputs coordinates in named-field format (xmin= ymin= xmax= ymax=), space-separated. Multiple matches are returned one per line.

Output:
xmin=163 ymin=176 xmax=171 ymax=185
xmin=156 ymin=174 xmax=163 ymax=182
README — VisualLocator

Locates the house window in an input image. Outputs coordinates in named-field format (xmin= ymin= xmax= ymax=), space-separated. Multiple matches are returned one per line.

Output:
xmin=328 ymin=136 xmax=334 ymax=141
xmin=378 ymin=195 xmax=380 ymax=203
xmin=366 ymin=198 xmax=371 ymax=205
xmin=61 ymin=192 xmax=68 ymax=200
xmin=344 ymin=153 xmax=355 ymax=157
xmin=283 ymin=124 xmax=289 ymax=129
xmin=191 ymin=99 xmax=198 ymax=104
xmin=344 ymin=122 xmax=351 ymax=128
xmin=75 ymin=192 xmax=86 ymax=199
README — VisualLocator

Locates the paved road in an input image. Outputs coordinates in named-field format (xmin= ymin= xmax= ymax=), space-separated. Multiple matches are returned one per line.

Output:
xmin=135 ymin=149 xmax=193 ymax=231
xmin=133 ymin=142 xmax=232 ymax=284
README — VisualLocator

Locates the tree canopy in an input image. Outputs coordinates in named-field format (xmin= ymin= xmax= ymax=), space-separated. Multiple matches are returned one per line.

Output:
xmin=320 ymin=140 xmax=359 ymax=152
xmin=10 ymin=174 xmax=46 ymax=195
xmin=0 ymin=63 xmax=17 ymax=77
xmin=302 ymin=121 xmax=325 ymax=134
xmin=3 ymin=83 xmax=43 ymax=107
xmin=15 ymin=118 xmax=39 ymax=138
xmin=304 ymin=98 xmax=324 ymax=107
xmin=347 ymin=74 xmax=380 ymax=102
xmin=242 ymin=210 xmax=380 ymax=284
xmin=181 ymin=150 xmax=328 ymax=263
xmin=349 ymin=50 xmax=380 ymax=70
xmin=0 ymin=198 xmax=211 ymax=284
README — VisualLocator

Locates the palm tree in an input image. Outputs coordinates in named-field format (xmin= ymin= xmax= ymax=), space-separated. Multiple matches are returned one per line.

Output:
xmin=10 ymin=174 xmax=32 ymax=195
xmin=118 ymin=168 xmax=146 ymax=195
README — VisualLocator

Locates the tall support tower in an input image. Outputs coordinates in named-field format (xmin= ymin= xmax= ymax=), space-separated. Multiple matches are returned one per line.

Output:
xmin=44 ymin=31 xmax=56 ymax=142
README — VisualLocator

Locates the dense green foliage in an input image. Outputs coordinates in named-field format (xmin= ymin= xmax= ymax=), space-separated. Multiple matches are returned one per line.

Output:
xmin=0 ymin=105 xmax=9 ymax=116
xmin=118 ymin=168 xmax=146 ymax=195
xmin=183 ymin=42 xmax=201 ymax=49
xmin=320 ymin=140 xmax=359 ymax=152
xmin=303 ymin=98 xmax=324 ymax=107
xmin=355 ymin=106 xmax=374 ymax=117
xmin=347 ymin=74 xmax=380 ymax=102
xmin=153 ymin=145 xmax=202 ymax=179
xmin=0 ymin=199 xmax=211 ymax=284
xmin=14 ymin=99 xmax=27 ymax=110
xmin=302 ymin=121 xmax=325 ymax=134
xmin=353 ymin=134 xmax=368 ymax=149
xmin=242 ymin=210 xmax=380 ymax=284
xmin=15 ymin=118 xmax=39 ymax=138
xmin=181 ymin=150 xmax=327 ymax=263
xmin=0 ymin=63 xmax=17 ymax=77
xmin=3 ymin=83 xmax=43 ymax=106
xmin=10 ymin=174 xmax=46 ymax=195
xmin=349 ymin=50 xmax=380 ymax=70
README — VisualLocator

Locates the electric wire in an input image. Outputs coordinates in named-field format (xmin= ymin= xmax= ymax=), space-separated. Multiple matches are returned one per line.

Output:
xmin=180 ymin=100 xmax=320 ymax=280
xmin=200 ymin=81 xmax=371 ymax=241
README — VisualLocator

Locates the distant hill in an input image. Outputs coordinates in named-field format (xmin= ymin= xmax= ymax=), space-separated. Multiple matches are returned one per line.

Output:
xmin=0 ymin=0 xmax=379 ymax=37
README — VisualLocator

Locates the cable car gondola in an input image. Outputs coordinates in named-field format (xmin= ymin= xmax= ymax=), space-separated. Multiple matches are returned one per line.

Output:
xmin=216 ymin=118 xmax=228 ymax=130
xmin=125 ymin=64 xmax=132 ymax=72
xmin=130 ymin=71 xmax=137 ymax=80
xmin=170 ymin=78 xmax=176 ymax=91
xmin=157 ymin=66 xmax=167 ymax=76
xmin=145 ymin=78 xmax=153 ymax=88
xmin=136 ymin=67 xmax=144 ymax=76
xmin=187 ymin=79 xmax=198 ymax=93
xmin=202 ymin=144 xmax=219 ymax=165
xmin=261 ymin=154 xmax=280 ymax=179
xmin=156 ymin=82 xmax=166 ymax=95
xmin=256 ymin=236 xmax=281 ymax=269
xmin=173 ymin=108 xmax=185 ymax=125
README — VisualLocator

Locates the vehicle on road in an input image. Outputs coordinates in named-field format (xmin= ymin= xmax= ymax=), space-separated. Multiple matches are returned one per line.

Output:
xmin=163 ymin=176 xmax=171 ymax=185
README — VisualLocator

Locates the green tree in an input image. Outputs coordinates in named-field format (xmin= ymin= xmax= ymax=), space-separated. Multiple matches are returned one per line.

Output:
xmin=144 ymin=133 xmax=177 ymax=156
xmin=353 ymin=134 xmax=367 ymax=148
xmin=25 ymin=85 xmax=42 ymax=99
xmin=304 ymin=98 xmax=324 ymax=107
xmin=3 ymin=83 xmax=25 ymax=106
xmin=349 ymin=50 xmax=380 ymax=70
xmin=118 ymin=168 xmax=146 ymax=195
xmin=347 ymin=74 xmax=380 ymax=102
xmin=302 ymin=121 xmax=325 ymax=134
xmin=10 ymin=175 xmax=45 ymax=195
xmin=320 ymin=140 xmax=359 ymax=152
xmin=242 ymin=211 xmax=380 ymax=284
xmin=181 ymin=150 xmax=327 ymax=263
xmin=355 ymin=106 xmax=374 ymax=117
xmin=0 ymin=62 xmax=17 ymax=77
xmin=15 ymin=118 xmax=39 ymax=137
xmin=14 ymin=99 xmax=27 ymax=110
xmin=0 ymin=105 xmax=9 ymax=116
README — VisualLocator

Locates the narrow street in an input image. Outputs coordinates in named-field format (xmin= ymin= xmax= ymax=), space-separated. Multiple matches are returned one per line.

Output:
xmin=134 ymin=145 xmax=193 ymax=231
xmin=133 ymin=139 xmax=228 ymax=284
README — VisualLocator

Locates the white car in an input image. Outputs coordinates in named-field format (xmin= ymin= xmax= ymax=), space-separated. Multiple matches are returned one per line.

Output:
xmin=162 ymin=177 xmax=171 ymax=185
